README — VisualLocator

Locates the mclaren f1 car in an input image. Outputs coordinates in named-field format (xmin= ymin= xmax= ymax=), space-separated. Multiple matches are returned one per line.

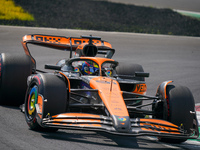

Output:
xmin=0 ymin=34 xmax=199 ymax=143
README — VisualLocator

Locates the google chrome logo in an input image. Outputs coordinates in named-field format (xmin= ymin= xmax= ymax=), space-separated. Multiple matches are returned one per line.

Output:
xmin=118 ymin=117 xmax=126 ymax=121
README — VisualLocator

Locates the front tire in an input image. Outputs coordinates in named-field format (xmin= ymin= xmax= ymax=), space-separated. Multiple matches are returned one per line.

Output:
xmin=158 ymin=85 xmax=195 ymax=143
xmin=25 ymin=73 xmax=68 ymax=131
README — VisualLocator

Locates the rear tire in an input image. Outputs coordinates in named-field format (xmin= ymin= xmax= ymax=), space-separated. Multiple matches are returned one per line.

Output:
xmin=116 ymin=62 xmax=145 ymax=92
xmin=0 ymin=53 xmax=32 ymax=106
xmin=116 ymin=62 xmax=144 ymax=81
xmin=25 ymin=73 xmax=68 ymax=131
xmin=158 ymin=85 xmax=195 ymax=143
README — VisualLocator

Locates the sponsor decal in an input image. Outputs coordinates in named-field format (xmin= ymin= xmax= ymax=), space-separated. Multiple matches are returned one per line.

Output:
xmin=35 ymin=35 xmax=61 ymax=44
xmin=74 ymin=67 xmax=80 ymax=72
xmin=134 ymin=84 xmax=147 ymax=93
xmin=95 ymin=80 xmax=117 ymax=85
xmin=111 ymin=100 xmax=119 ymax=103
xmin=73 ymin=39 xmax=103 ymax=46
xmin=96 ymin=80 xmax=110 ymax=84
xmin=105 ymin=70 xmax=112 ymax=77
xmin=140 ymin=123 xmax=177 ymax=133
xmin=114 ymin=108 xmax=122 ymax=111
xmin=118 ymin=117 xmax=127 ymax=121
xmin=74 ymin=40 xmax=86 ymax=45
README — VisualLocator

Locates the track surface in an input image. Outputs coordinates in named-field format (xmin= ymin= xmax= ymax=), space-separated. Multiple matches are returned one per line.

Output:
xmin=0 ymin=26 xmax=200 ymax=149
xmin=106 ymin=0 xmax=200 ymax=12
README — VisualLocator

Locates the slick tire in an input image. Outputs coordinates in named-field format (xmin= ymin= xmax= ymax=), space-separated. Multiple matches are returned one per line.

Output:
xmin=0 ymin=53 xmax=32 ymax=106
xmin=25 ymin=73 xmax=68 ymax=131
xmin=158 ymin=85 xmax=195 ymax=143
xmin=116 ymin=62 xmax=145 ymax=81
xmin=116 ymin=62 xmax=144 ymax=92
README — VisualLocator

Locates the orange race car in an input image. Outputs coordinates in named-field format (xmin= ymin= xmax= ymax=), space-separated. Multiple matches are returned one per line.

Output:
xmin=0 ymin=34 xmax=199 ymax=143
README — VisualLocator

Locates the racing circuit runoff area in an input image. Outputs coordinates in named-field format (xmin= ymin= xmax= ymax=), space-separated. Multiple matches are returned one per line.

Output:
xmin=0 ymin=25 xmax=200 ymax=149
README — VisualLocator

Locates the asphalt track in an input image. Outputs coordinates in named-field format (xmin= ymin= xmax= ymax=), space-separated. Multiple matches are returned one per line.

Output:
xmin=0 ymin=26 xmax=200 ymax=149
xmin=106 ymin=0 xmax=200 ymax=19
xmin=107 ymin=0 xmax=200 ymax=12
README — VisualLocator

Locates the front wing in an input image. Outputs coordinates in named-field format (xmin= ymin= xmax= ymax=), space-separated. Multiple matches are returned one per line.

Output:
xmin=36 ymin=109 xmax=199 ymax=139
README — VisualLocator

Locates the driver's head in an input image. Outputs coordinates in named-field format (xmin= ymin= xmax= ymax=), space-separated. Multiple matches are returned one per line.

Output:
xmin=82 ymin=61 xmax=99 ymax=75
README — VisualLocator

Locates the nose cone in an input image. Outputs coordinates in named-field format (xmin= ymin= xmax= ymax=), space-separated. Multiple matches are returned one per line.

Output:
xmin=112 ymin=115 xmax=131 ymax=133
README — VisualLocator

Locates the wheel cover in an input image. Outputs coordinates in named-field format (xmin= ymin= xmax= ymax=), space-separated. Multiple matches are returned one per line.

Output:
xmin=27 ymin=85 xmax=38 ymax=118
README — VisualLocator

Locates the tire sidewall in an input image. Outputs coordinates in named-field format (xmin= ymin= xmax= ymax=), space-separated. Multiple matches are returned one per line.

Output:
xmin=0 ymin=53 xmax=32 ymax=106
xmin=25 ymin=75 xmax=43 ymax=129
xmin=158 ymin=84 xmax=195 ymax=143
xmin=167 ymin=85 xmax=195 ymax=132
xmin=25 ymin=73 xmax=68 ymax=130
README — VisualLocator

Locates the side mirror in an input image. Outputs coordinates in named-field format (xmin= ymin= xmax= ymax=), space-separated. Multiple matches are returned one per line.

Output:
xmin=135 ymin=72 xmax=150 ymax=78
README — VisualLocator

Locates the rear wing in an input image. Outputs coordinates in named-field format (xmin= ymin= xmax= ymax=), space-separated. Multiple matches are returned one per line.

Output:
xmin=21 ymin=34 xmax=115 ymax=63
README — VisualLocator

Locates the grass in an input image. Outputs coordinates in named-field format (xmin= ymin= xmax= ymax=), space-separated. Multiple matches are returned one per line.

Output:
xmin=0 ymin=0 xmax=34 ymax=21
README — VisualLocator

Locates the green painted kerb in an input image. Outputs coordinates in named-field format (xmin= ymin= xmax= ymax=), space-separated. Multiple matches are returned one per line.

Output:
xmin=189 ymin=127 xmax=200 ymax=142
xmin=175 ymin=10 xmax=200 ymax=20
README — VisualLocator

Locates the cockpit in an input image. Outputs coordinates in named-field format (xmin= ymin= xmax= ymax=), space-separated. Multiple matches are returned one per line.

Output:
xmin=62 ymin=57 xmax=118 ymax=77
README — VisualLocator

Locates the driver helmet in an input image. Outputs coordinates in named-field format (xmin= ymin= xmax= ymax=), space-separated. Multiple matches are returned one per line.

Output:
xmin=82 ymin=61 xmax=99 ymax=75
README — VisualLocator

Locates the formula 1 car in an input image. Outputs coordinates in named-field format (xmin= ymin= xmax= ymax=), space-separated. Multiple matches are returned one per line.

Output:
xmin=0 ymin=34 xmax=199 ymax=143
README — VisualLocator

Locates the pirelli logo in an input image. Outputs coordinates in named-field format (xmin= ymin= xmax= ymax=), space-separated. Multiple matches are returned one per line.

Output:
xmin=35 ymin=35 xmax=61 ymax=44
